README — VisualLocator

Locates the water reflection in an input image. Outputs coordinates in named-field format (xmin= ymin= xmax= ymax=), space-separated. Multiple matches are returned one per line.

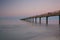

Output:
xmin=0 ymin=19 xmax=60 ymax=40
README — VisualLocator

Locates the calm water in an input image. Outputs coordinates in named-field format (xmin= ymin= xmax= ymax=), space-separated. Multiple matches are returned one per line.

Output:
xmin=0 ymin=18 xmax=60 ymax=40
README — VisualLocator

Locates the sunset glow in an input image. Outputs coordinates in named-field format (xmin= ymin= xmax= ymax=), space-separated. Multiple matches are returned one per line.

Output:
xmin=0 ymin=0 xmax=60 ymax=18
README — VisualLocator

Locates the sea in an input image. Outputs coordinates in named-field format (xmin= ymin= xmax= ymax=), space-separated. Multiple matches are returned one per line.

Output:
xmin=0 ymin=16 xmax=60 ymax=40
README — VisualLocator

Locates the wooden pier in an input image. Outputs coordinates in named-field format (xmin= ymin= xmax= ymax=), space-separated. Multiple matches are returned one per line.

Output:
xmin=21 ymin=10 xmax=60 ymax=25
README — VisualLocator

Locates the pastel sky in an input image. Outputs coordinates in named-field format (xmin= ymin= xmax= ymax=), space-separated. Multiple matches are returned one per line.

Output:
xmin=0 ymin=0 xmax=60 ymax=18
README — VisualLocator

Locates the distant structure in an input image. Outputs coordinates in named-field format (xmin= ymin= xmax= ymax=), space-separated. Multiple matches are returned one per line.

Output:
xmin=21 ymin=10 xmax=60 ymax=25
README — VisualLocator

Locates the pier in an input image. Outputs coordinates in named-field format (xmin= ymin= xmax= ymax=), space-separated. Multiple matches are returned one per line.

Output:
xmin=21 ymin=10 xmax=60 ymax=25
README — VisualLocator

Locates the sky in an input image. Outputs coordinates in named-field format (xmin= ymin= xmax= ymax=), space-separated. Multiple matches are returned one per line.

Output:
xmin=0 ymin=0 xmax=60 ymax=18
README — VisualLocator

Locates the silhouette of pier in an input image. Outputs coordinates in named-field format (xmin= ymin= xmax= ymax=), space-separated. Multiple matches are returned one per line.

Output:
xmin=21 ymin=10 xmax=60 ymax=25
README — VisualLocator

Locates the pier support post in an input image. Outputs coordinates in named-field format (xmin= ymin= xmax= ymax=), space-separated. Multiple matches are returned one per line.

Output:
xmin=33 ymin=18 xmax=35 ymax=20
xmin=59 ymin=15 xmax=60 ymax=25
xmin=32 ymin=18 xmax=34 ymax=22
xmin=29 ymin=18 xmax=33 ymax=22
xmin=35 ymin=17 xmax=37 ymax=23
xmin=58 ymin=11 xmax=60 ymax=27
xmin=30 ymin=18 xmax=33 ymax=22
xmin=39 ymin=17 xmax=41 ymax=24
xmin=46 ymin=16 xmax=48 ymax=25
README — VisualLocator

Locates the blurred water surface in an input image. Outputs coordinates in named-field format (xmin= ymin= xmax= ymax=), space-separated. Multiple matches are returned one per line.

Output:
xmin=0 ymin=18 xmax=60 ymax=40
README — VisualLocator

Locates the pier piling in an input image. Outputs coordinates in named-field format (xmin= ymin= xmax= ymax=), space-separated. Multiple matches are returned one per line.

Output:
xmin=35 ymin=17 xmax=37 ymax=23
xmin=39 ymin=17 xmax=41 ymax=24
xmin=58 ymin=11 xmax=60 ymax=25
xmin=20 ymin=10 xmax=60 ymax=25
xmin=46 ymin=16 xmax=48 ymax=25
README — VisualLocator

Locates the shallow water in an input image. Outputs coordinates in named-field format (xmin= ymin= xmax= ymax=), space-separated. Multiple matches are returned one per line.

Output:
xmin=0 ymin=19 xmax=60 ymax=40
